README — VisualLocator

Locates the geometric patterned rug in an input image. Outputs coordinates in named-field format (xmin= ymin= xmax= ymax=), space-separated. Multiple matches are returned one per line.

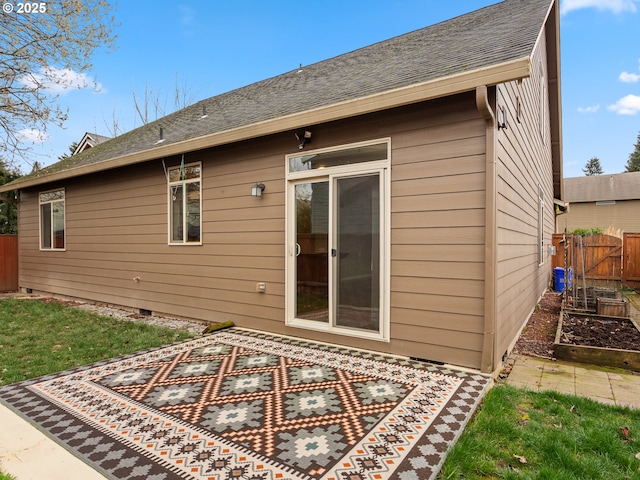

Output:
xmin=0 ymin=329 xmax=491 ymax=480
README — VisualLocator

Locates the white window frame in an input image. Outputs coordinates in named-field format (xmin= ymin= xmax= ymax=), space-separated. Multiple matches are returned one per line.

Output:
xmin=538 ymin=185 xmax=544 ymax=266
xmin=285 ymin=138 xmax=391 ymax=342
xmin=39 ymin=188 xmax=66 ymax=251
xmin=167 ymin=161 xmax=202 ymax=245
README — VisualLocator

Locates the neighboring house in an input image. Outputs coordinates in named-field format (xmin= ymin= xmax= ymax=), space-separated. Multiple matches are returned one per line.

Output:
xmin=0 ymin=0 xmax=563 ymax=373
xmin=558 ymin=172 xmax=640 ymax=233
xmin=72 ymin=132 xmax=111 ymax=156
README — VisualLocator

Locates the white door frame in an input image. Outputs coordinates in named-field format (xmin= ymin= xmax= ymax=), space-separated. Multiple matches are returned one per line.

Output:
xmin=285 ymin=139 xmax=391 ymax=342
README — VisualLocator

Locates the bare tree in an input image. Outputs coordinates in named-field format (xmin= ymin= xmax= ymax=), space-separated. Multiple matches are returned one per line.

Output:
xmin=98 ymin=72 xmax=200 ymax=140
xmin=103 ymin=105 xmax=122 ymax=138
xmin=0 ymin=1 xmax=117 ymax=167
xmin=173 ymin=73 xmax=198 ymax=111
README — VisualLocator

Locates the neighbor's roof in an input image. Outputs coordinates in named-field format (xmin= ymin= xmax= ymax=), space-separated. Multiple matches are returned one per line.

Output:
xmin=72 ymin=132 xmax=111 ymax=155
xmin=3 ymin=0 xmax=555 ymax=192
xmin=564 ymin=171 xmax=640 ymax=203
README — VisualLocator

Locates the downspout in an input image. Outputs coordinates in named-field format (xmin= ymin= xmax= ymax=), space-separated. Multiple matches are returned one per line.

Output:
xmin=476 ymin=86 xmax=498 ymax=374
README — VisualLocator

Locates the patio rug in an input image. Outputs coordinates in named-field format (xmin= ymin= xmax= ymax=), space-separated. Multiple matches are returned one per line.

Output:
xmin=0 ymin=329 xmax=491 ymax=480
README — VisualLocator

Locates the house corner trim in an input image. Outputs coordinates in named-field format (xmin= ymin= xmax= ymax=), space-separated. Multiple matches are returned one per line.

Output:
xmin=476 ymin=85 xmax=498 ymax=374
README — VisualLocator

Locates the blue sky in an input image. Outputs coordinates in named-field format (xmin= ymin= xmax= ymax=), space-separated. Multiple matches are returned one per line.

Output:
xmin=17 ymin=0 xmax=640 ymax=178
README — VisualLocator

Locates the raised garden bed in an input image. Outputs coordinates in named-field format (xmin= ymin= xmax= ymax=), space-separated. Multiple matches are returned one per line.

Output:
xmin=554 ymin=308 xmax=640 ymax=372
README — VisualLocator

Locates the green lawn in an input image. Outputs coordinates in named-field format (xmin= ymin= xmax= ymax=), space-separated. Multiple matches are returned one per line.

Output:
xmin=0 ymin=298 xmax=195 ymax=386
xmin=439 ymin=384 xmax=640 ymax=479
xmin=1 ymin=298 xmax=639 ymax=479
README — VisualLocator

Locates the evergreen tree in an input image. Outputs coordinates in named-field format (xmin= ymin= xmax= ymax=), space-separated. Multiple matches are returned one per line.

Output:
xmin=624 ymin=131 xmax=640 ymax=172
xmin=582 ymin=157 xmax=603 ymax=176
xmin=58 ymin=142 xmax=79 ymax=161
xmin=0 ymin=159 xmax=20 ymax=234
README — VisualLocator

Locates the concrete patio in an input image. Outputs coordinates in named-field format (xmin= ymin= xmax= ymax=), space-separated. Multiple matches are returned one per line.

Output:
xmin=505 ymin=355 xmax=640 ymax=408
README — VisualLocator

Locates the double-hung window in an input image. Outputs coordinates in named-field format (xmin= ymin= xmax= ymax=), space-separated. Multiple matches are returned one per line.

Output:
xmin=168 ymin=162 xmax=201 ymax=244
xmin=39 ymin=189 xmax=65 ymax=250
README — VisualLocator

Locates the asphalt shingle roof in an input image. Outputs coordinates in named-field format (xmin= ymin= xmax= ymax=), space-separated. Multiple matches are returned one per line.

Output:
xmin=564 ymin=171 xmax=640 ymax=202
xmin=21 ymin=0 xmax=552 ymax=183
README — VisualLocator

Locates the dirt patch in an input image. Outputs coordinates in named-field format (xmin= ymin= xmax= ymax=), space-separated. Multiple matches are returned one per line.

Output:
xmin=513 ymin=290 xmax=640 ymax=359
xmin=37 ymin=297 xmax=83 ymax=308
xmin=560 ymin=314 xmax=640 ymax=351
xmin=512 ymin=291 xmax=562 ymax=358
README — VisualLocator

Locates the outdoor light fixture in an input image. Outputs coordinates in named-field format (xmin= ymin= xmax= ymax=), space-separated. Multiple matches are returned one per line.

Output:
xmin=497 ymin=106 xmax=508 ymax=130
xmin=295 ymin=130 xmax=312 ymax=149
xmin=251 ymin=183 xmax=265 ymax=197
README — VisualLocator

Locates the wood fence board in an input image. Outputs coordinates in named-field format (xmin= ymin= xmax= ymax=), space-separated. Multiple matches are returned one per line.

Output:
xmin=624 ymin=233 xmax=640 ymax=287
xmin=0 ymin=235 xmax=18 ymax=292
xmin=551 ymin=233 xmax=629 ymax=288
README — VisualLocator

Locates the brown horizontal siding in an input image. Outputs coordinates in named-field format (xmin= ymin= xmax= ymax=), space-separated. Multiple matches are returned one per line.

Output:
xmin=493 ymin=29 xmax=555 ymax=363
xmin=392 ymin=307 xmax=484 ymax=333
xmin=18 ymin=144 xmax=287 ymax=334
xmin=393 ymin=226 xmax=485 ymax=245
xmin=17 ymin=96 xmax=489 ymax=370
xmin=393 ymin=276 xmax=484 ymax=298
xmin=392 ymin=243 xmax=484 ymax=262
xmin=393 ymin=261 xmax=484 ymax=280
xmin=388 ymin=94 xmax=486 ymax=368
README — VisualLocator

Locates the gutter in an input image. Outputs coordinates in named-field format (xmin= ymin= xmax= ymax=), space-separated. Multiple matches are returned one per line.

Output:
xmin=476 ymin=85 xmax=498 ymax=374
xmin=1 ymin=57 xmax=531 ymax=193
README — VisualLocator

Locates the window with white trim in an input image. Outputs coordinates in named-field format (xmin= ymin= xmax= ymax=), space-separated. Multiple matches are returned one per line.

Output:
xmin=168 ymin=162 xmax=201 ymax=244
xmin=538 ymin=185 xmax=544 ymax=265
xmin=39 ymin=189 xmax=65 ymax=250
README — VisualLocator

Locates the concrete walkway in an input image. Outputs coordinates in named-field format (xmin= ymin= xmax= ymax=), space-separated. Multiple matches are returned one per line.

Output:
xmin=0 ymin=403 xmax=107 ymax=479
xmin=505 ymin=355 xmax=640 ymax=409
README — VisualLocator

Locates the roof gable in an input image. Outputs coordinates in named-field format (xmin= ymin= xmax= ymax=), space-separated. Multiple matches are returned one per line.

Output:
xmin=72 ymin=132 xmax=111 ymax=155
xmin=7 ymin=0 xmax=555 ymax=190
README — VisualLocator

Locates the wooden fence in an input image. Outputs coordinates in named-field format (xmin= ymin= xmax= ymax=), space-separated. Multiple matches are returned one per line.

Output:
xmin=551 ymin=233 xmax=640 ymax=289
xmin=624 ymin=233 xmax=640 ymax=287
xmin=0 ymin=235 xmax=18 ymax=292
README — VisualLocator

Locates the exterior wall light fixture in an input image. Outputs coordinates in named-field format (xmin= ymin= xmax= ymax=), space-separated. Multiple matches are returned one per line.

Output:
xmin=497 ymin=106 xmax=508 ymax=130
xmin=295 ymin=130 xmax=312 ymax=149
xmin=251 ymin=183 xmax=265 ymax=197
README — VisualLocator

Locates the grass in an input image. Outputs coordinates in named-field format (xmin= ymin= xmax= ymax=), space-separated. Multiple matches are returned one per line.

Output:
xmin=1 ymin=298 xmax=640 ymax=479
xmin=438 ymin=384 xmax=640 ymax=479
xmin=0 ymin=298 xmax=196 ymax=479
xmin=0 ymin=298 xmax=195 ymax=386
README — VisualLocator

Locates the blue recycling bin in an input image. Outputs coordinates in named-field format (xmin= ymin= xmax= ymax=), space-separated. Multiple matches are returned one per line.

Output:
xmin=553 ymin=267 xmax=572 ymax=292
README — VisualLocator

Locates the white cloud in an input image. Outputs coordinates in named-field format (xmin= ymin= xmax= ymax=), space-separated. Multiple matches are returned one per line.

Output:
xmin=178 ymin=5 xmax=196 ymax=25
xmin=577 ymin=104 xmax=600 ymax=113
xmin=19 ymin=67 xmax=103 ymax=94
xmin=608 ymin=94 xmax=640 ymax=114
xmin=17 ymin=128 xmax=50 ymax=143
xmin=561 ymin=0 xmax=639 ymax=15
xmin=620 ymin=71 xmax=640 ymax=82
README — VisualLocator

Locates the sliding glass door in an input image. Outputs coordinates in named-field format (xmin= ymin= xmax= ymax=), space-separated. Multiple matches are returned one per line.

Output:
xmin=287 ymin=140 xmax=389 ymax=340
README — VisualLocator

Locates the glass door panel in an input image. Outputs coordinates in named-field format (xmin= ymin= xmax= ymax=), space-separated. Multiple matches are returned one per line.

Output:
xmin=295 ymin=181 xmax=329 ymax=322
xmin=335 ymin=174 xmax=380 ymax=331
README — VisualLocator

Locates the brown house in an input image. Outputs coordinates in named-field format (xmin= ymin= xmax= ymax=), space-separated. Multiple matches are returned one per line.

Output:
xmin=558 ymin=171 xmax=640 ymax=234
xmin=0 ymin=0 xmax=563 ymax=373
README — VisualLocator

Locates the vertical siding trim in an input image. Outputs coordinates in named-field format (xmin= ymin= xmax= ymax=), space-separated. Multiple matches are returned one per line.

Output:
xmin=476 ymin=85 xmax=498 ymax=373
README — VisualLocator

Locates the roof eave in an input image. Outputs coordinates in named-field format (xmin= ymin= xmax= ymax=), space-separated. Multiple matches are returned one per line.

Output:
xmin=2 ymin=56 xmax=531 ymax=193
